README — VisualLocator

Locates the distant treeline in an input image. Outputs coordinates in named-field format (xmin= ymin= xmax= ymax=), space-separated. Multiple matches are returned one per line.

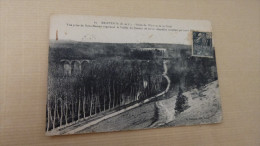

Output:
xmin=48 ymin=41 xmax=190 ymax=63
xmin=49 ymin=47 xmax=162 ymax=63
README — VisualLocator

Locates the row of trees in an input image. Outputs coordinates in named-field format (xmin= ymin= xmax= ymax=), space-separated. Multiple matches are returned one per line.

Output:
xmin=46 ymin=59 xmax=167 ymax=131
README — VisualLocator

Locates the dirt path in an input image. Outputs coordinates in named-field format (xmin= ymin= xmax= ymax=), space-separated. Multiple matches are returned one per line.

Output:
xmin=149 ymin=60 xmax=174 ymax=127
xmin=149 ymin=98 xmax=175 ymax=127
xmin=52 ymin=60 xmax=171 ymax=135
xmin=162 ymin=60 xmax=171 ymax=93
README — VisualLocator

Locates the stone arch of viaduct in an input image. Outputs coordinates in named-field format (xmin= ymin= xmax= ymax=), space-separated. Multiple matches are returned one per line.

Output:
xmin=60 ymin=59 xmax=90 ymax=76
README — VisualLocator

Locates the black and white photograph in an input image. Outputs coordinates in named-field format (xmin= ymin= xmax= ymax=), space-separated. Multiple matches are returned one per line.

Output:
xmin=46 ymin=15 xmax=222 ymax=136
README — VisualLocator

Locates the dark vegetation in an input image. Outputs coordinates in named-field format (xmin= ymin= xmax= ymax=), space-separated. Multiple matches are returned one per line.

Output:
xmin=174 ymin=88 xmax=189 ymax=115
xmin=167 ymin=48 xmax=218 ymax=93
xmin=46 ymin=41 xmax=218 ymax=131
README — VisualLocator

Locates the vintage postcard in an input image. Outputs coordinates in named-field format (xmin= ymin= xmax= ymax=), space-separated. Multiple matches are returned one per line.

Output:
xmin=46 ymin=15 xmax=222 ymax=136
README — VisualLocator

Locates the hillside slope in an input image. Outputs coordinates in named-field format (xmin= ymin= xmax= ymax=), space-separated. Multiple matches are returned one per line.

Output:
xmin=73 ymin=81 xmax=221 ymax=134
xmin=158 ymin=80 xmax=222 ymax=127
